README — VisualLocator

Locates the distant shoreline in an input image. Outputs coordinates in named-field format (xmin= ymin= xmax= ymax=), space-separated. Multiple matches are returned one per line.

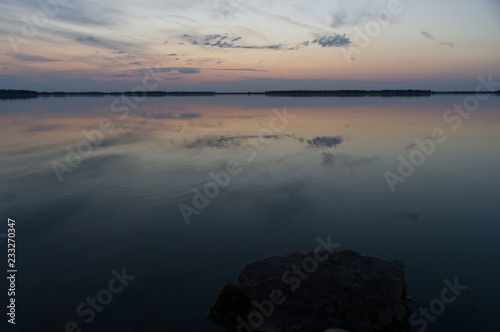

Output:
xmin=1 ymin=89 xmax=499 ymax=99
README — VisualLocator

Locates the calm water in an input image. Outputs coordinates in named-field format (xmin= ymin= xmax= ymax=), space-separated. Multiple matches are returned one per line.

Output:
xmin=1 ymin=95 xmax=499 ymax=331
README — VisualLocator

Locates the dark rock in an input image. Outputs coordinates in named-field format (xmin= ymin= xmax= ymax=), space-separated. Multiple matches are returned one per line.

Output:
xmin=208 ymin=250 xmax=410 ymax=332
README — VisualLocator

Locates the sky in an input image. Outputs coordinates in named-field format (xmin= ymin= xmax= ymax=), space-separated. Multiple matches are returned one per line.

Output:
xmin=0 ymin=0 xmax=499 ymax=92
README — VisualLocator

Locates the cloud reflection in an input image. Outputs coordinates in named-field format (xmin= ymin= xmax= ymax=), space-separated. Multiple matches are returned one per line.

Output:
xmin=322 ymin=152 xmax=380 ymax=169
xmin=307 ymin=136 xmax=343 ymax=148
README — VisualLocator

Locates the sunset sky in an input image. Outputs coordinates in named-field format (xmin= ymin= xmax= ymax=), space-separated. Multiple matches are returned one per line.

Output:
xmin=1 ymin=0 xmax=499 ymax=91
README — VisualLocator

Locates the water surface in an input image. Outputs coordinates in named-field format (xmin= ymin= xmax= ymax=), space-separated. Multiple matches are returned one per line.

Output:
xmin=1 ymin=95 xmax=499 ymax=331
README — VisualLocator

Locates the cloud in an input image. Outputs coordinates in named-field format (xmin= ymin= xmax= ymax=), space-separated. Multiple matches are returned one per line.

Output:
xmin=205 ymin=34 xmax=223 ymax=41
xmin=405 ymin=135 xmax=447 ymax=151
xmin=330 ymin=8 xmax=368 ymax=29
xmin=122 ymin=67 xmax=201 ymax=76
xmin=421 ymin=31 xmax=436 ymax=41
xmin=129 ymin=62 xmax=143 ymax=66
xmin=0 ymin=0 xmax=119 ymax=28
xmin=404 ymin=143 xmax=417 ymax=151
xmin=421 ymin=31 xmax=455 ymax=48
xmin=331 ymin=10 xmax=348 ymax=28
xmin=57 ymin=4 xmax=120 ymax=27
xmin=71 ymin=33 xmax=140 ymax=52
xmin=11 ymin=54 xmax=59 ymax=62
xmin=312 ymin=34 xmax=351 ymax=47
xmin=209 ymin=68 xmax=268 ymax=72
xmin=76 ymin=36 xmax=101 ymax=43
xmin=438 ymin=41 xmax=455 ymax=48
xmin=200 ymin=34 xmax=284 ymax=49
xmin=211 ymin=0 xmax=244 ymax=17
xmin=184 ymin=33 xmax=351 ymax=51
xmin=272 ymin=15 xmax=314 ymax=29
xmin=24 ymin=124 xmax=63 ymax=133
xmin=167 ymin=53 xmax=178 ymax=56
xmin=116 ymin=55 xmax=136 ymax=60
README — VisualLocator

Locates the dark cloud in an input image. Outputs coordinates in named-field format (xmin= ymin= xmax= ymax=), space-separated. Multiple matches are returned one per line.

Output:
xmin=11 ymin=54 xmax=58 ymax=62
xmin=421 ymin=31 xmax=455 ymax=48
xmin=129 ymin=62 xmax=143 ymax=66
xmin=205 ymin=34 xmax=223 ymax=41
xmin=202 ymin=35 xmax=284 ymax=50
xmin=167 ymin=53 xmax=178 ymax=56
xmin=421 ymin=31 xmax=436 ymax=41
xmin=312 ymin=34 xmax=351 ymax=47
xmin=184 ymin=33 xmax=351 ymax=50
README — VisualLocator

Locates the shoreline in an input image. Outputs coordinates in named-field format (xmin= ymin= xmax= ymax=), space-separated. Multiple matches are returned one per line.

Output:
xmin=1 ymin=89 xmax=499 ymax=100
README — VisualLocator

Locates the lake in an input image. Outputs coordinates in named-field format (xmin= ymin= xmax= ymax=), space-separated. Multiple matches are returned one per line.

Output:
xmin=1 ymin=94 xmax=499 ymax=331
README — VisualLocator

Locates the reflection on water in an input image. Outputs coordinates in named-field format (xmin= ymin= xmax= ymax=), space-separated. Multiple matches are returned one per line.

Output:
xmin=1 ymin=95 xmax=500 ymax=331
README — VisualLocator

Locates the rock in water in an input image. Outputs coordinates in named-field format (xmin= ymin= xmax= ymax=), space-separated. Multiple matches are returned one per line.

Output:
xmin=208 ymin=250 xmax=410 ymax=332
